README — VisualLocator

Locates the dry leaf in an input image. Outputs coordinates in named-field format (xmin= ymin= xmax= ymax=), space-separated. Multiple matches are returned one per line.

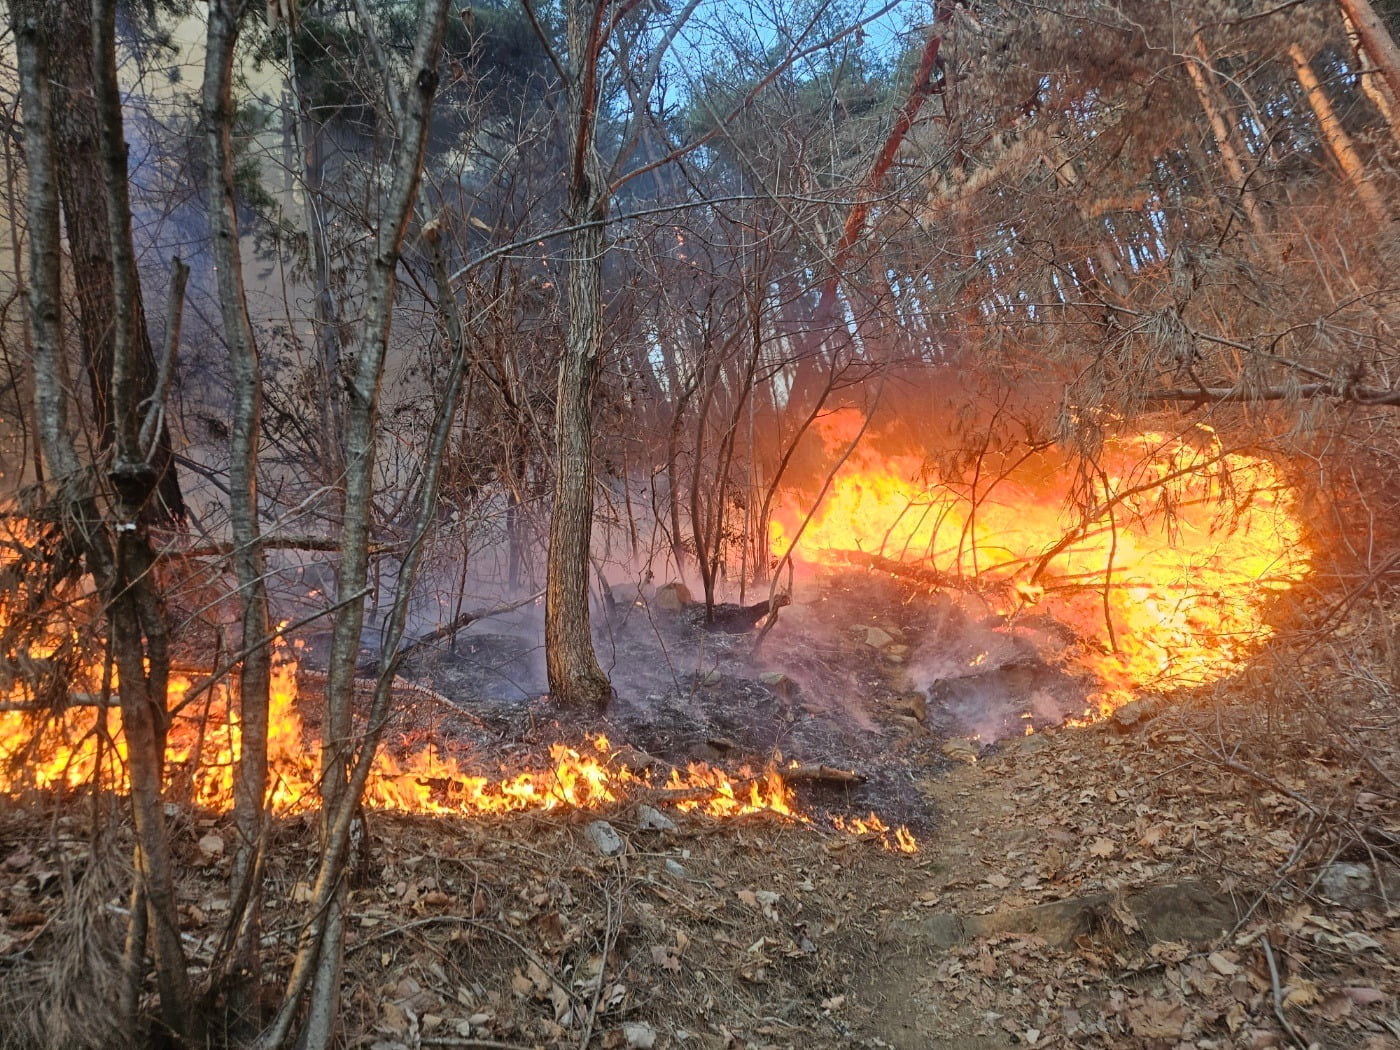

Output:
xmin=651 ymin=946 xmax=681 ymax=973
xmin=1207 ymin=951 xmax=1239 ymax=976
xmin=1126 ymin=996 xmax=1189 ymax=1039
xmin=1282 ymin=977 xmax=1320 ymax=1009
xmin=1343 ymin=986 xmax=1386 ymax=1006
xmin=1088 ymin=837 xmax=1117 ymax=859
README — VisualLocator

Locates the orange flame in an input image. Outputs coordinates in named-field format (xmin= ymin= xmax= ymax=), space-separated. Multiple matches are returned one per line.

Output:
xmin=771 ymin=410 xmax=1310 ymax=714
xmin=832 ymin=812 xmax=919 ymax=853
xmin=0 ymin=626 xmax=916 ymax=850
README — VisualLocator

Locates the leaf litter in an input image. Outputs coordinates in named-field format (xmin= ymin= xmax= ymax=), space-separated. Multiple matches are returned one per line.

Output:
xmin=0 ymin=596 xmax=1395 ymax=1049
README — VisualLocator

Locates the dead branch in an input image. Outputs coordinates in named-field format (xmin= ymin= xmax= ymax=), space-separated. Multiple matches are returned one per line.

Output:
xmin=164 ymin=536 xmax=386 ymax=558
xmin=390 ymin=589 xmax=543 ymax=664
xmin=1143 ymin=382 xmax=1400 ymax=407
xmin=1261 ymin=936 xmax=1311 ymax=1050
xmin=840 ymin=551 xmax=1013 ymax=601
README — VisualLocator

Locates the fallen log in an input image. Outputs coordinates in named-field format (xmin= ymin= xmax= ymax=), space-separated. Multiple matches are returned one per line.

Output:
xmin=782 ymin=764 xmax=867 ymax=786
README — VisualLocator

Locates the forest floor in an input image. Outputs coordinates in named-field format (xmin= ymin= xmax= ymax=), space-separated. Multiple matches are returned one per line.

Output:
xmin=321 ymin=672 xmax=1400 ymax=1050
xmin=0 ymin=575 xmax=1397 ymax=1049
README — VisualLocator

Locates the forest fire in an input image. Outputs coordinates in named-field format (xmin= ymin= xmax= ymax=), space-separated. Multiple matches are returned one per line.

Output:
xmin=0 ymin=637 xmax=916 ymax=852
xmin=771 ymin=410 xmax=1311 ymax=713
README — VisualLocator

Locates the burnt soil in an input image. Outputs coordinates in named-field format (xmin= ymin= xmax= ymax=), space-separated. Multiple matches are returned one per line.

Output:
xmin=378 ymin=571 xmax=1097 ymax=835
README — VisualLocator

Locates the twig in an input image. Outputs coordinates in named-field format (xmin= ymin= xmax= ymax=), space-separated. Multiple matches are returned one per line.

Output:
xmin=345 ymin=915 xmax=582 ymax=1008
xmin=577 ymin=875 xmax=620 ymax=1050
xmin=422 ymin=1039 xmax=534 ymax=1049
xmin=1260 ymin=935 xmax=1309 ymax=1050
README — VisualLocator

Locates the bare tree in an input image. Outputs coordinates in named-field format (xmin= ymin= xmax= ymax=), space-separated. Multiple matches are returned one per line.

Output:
xmin=10 ymin=0 xmax=198 ymax=1041
xmin=253 ymin=3 xmax=452 ymax=1046
xmin=202 ymin=0 xmax=273 ymax=1032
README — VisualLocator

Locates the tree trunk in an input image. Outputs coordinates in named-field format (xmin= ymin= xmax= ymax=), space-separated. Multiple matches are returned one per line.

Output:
xmin=296 ymin=86 xmax=350 ymax=493
xmin=1185 ymin=37 xmax=1267 ymax=237
xmin=47 ymin=0 xmax=184 ymax=523
xmin=204 ymin=0 xmax=273 ymax=1032
xmin=1288 ymin=42 xmax=1391 ymax=223
xmin=90 ymin=1 xmax=200 ymax=1040
xmin=1336 ymin=0 xmax=1400 ymax=102
xmin=254 ymin=6 xmax=451 ymax=1046
xmin=545 ymin=0 xmax=613 ymax=709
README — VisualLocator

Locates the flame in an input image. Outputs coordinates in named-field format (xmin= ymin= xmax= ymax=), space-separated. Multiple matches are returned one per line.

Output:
xmin=832 ymin=812 xmax=919 ymax=853
xmin=0 ymin=600 xmax=916 ymax=849
xmin=772 ymin=410 xmax=1310 ymax=714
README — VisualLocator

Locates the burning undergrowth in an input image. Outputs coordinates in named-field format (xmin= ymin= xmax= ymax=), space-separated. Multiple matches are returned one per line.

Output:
xmin=0 ymin=401 xmax=1317 ymax=866
xmin=769 ymin=409 xmax=1314 ymax=717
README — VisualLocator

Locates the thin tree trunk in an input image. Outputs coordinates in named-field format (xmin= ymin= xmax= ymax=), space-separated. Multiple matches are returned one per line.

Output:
xmin=90 ymin=1 xmax=199 ymax=1041
xmin=1288 ymin=42 xmax=1390 ymax=223
xmin=254 ymin=6 xmax=450 ymax=1046
xmin=297 ymin=102 xmax=349 ymax=492
xmin=1185 ymin=37 xmax=1267 ymax=236
xmin=204 ymin=0 xmax=273 ymax=1032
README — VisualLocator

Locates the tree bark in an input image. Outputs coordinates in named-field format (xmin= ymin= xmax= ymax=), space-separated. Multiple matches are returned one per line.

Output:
xmin=1287 ymin=42 xmax=1390 ymax=223
xmin=47 ymin=0 xmax=185 ymax=523
xmin=90 ymin=1 xmax=199 ymax=1041
xmin=204 ymin=0 xmax=273 ymax=1032
xmin=1336 ymin=0 xmax=1400 ymax=103
xmin=545 ymin=0 xmax=613 ymax=709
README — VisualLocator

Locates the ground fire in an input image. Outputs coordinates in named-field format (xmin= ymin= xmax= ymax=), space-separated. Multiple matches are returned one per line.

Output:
xmin=770 ymin=410 xmax=1311 ymax=714
xmin=0 ymin=631 xmax=918 ymax=852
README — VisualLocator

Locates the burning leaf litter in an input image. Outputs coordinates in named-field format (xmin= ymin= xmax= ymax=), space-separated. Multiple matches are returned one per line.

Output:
xmin=0 ymin=641 xmax=917 ymax=852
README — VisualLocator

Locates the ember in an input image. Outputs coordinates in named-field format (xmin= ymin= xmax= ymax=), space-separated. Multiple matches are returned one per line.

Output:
xmin=771 ymin=410 xmax=1310 ymax=714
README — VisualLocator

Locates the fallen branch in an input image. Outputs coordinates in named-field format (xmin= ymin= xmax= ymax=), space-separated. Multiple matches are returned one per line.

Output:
xmin=841 ymin=551 xmax=1013 ymax=600
xmin=1261 ymin=936 xmax=1311 ymax=1050
xmin=389 ymin=589 xmax=543 ymax=665
xmin=782 ymin=764 xmax=866 ymax=786
xmin=161 ymin=535 xmax=388 ymax=557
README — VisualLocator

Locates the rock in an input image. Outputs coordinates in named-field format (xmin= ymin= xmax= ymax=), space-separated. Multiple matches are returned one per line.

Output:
xmin=758 ymin=671 xmax=796 ymax=697
xmin=941 ymin=737 xmax=980 ymax=764
xmin=622 ymin=1021 xmax=657 ymax=1049
xmin=1111 ymin=697 xmax=1161 ymax=731
xmin=906 ymin=881 xmax=1234 ymax=950
xmin=1016 ymin=731 xmax=1052 ymax=753
xmin=698 ymin=669 xmax=722 ymax=687
xmin=894 ymin=692 xmax=928 ymax=722
xmin=198 ymin=832 xmax=225 ymax=860
xmin=584 ymin=820 xmax=625 ymax=857
xmin=1130 ymin=880 xmax=1237 ymax=944
xmin=908 ymin=912 xmax=966 ymax=949
xmin=609 ymin=584 xmax=648 ymax=609
xmin=610 ymin=745 xmax=659 ymax=772
xmin=653 ymin=582 xmax=692 ymax=612
xmin=861 ymin=626 xmax=895 ymax=649
xmin=664 ymin=859 xmax=688 ymax=879
xmin=637 ymin=805 xmax=678 ymax=833
xmin=1317 ymin=862 xmax=1373 ymax=908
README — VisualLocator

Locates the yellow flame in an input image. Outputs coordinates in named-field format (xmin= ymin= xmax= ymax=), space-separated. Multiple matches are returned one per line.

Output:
xmin=772 ymin=411 xmax=1310 ymax=713
xmin=0 ymin=630 xmax=912 ymax=848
